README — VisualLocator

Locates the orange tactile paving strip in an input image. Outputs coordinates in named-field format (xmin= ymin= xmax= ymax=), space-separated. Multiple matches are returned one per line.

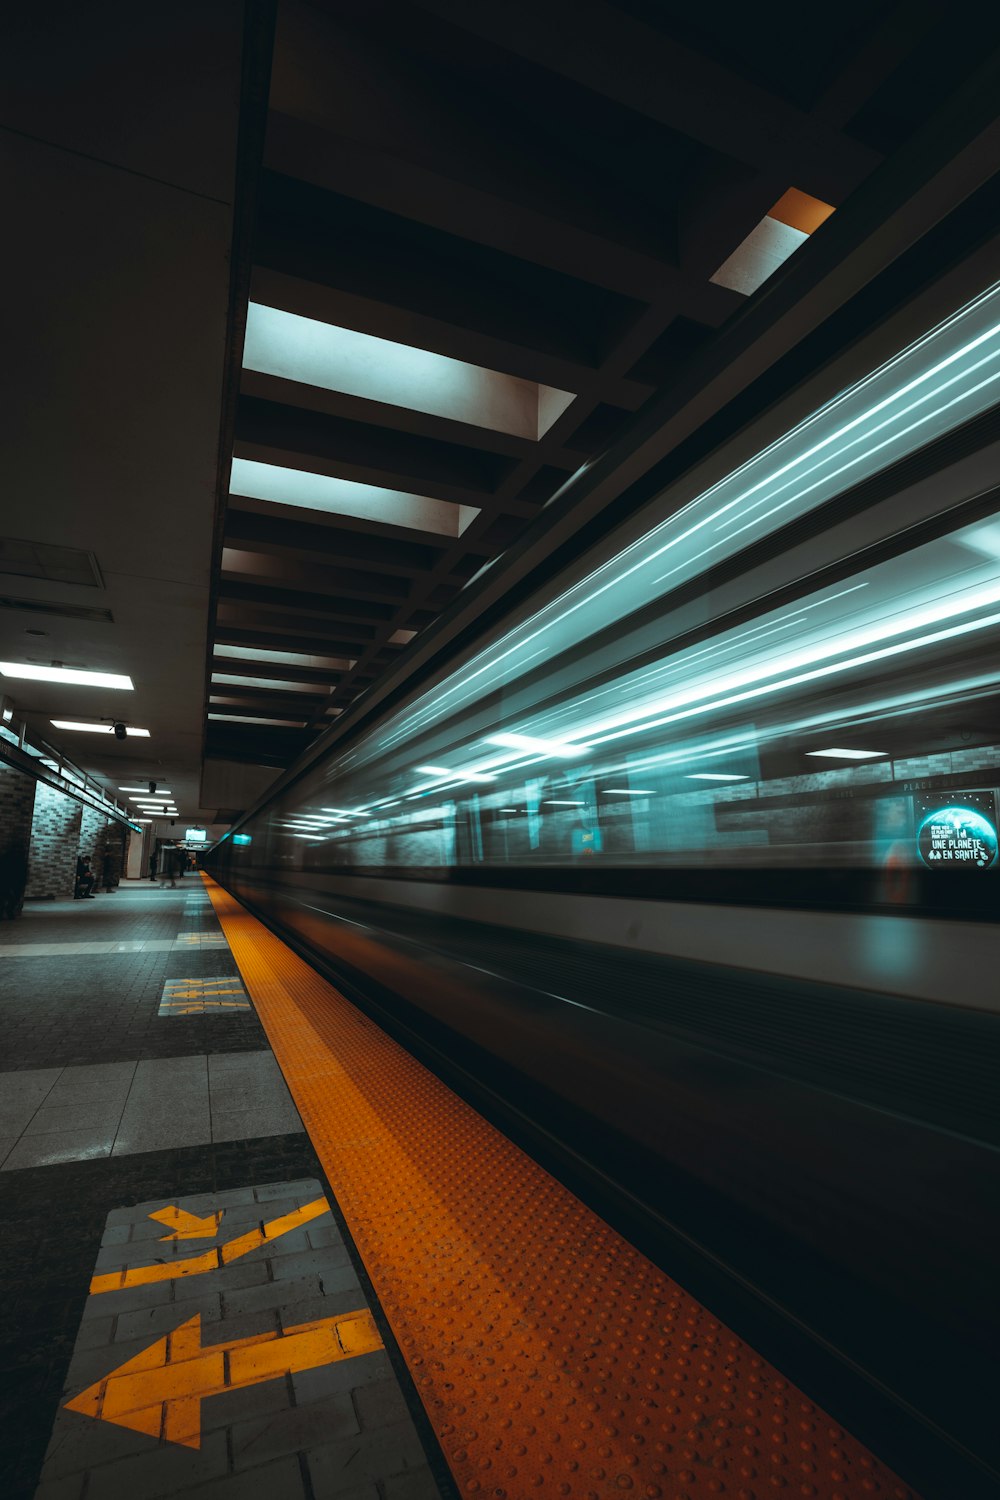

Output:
xmin=202 ymin=876 xmax=918 ymax=1500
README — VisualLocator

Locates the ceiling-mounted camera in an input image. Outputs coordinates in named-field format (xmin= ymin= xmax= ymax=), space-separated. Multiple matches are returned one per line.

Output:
xmin=148 ymin=780 xmax=157 ymax=794
xmin=113 ymin=722 xmax=127 ymax=741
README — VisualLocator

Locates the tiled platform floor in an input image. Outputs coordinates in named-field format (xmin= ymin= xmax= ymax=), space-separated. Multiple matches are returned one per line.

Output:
xmin=0 ymin=881 xmax=444 ymax=1500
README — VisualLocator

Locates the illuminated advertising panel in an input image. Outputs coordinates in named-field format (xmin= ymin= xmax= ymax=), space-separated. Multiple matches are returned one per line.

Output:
xmin=915 ymin=791 xmax=999 ymax=870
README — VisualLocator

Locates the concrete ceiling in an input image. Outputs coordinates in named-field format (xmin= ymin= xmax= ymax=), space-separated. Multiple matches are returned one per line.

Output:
xmin=4 ymin=2 xmax=1000 ymax=827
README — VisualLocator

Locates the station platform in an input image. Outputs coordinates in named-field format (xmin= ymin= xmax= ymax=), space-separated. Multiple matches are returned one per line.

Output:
xmin=0 ymin=876 xmax=920 ymax=1500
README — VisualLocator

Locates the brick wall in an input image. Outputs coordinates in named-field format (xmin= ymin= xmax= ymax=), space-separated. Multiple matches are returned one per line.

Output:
xmin=0 ymin=762 xmax=36 ymax=917
xmin=27 ymin=781 xmax=83 ymax=899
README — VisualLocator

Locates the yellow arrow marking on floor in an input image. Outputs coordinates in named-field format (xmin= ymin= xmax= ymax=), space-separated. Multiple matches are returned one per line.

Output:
xmin=90 ymin=1197 xmax=329 ymax=1294
xmin=64 ymin=1308 xmax=382 ymax=1448
xmin=148 ymin=1206 xmax=222 ymax=1240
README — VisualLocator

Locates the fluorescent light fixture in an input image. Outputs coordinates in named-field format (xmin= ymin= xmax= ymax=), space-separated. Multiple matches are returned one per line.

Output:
xmin=603 ymin=788 xmax=656 ymax=795
xmin=686 ymin=773 xmax=749 ymax=781
xmin=51 ymin=720 xmax=149 ymax=736
xmin=214 ymin=643 xmax=356 ymax=672
xmin=806 ymin=747 xmax=886 ymax=760
xmin=120 ymin=785 xmax=171 ymax=793
xmin=499 ymin=807 xmax=520 ymax=812
xmin=543 ymin=800 xmax=584 ymax=806
xmin=243 ymin=303 xmax=575 ymax=440
xmin=0 ymin=663 xmax=134 ymax=689
xmin=487 ymin=732 xmax=590 ymax=758
xmin=207 ymin=714 xmax=307 ymax=727
xmin=320 ymin=808 xmax=371 ymax=817
xmin=291 ymin=832 xmax=325 ymax=840
xmin=134 ymin=818 xmax=153 ymax=824
xmin=211 ymin=673 xmax=329 ymax=694
xmin=416 ymin=764 xmax=496 ymax=783
xmin=230 ymin=457 xmax=479 ymax=540
xmin=128 ymin=794 xmax=171 ymax=801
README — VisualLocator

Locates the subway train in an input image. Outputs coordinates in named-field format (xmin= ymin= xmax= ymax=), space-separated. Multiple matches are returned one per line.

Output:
xmin=209 ymin=261 xmax=1000 ymax=1494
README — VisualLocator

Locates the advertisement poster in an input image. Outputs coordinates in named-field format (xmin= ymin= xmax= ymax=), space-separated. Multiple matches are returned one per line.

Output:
xmin=914 ymin=790 xmax=999 ymax=870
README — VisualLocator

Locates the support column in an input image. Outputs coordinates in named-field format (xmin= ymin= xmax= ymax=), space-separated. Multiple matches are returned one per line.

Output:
xmin=26 ymin=782 xmax=83 ymax=899
xmin=0 ymin=762 xmax=35 ymax=918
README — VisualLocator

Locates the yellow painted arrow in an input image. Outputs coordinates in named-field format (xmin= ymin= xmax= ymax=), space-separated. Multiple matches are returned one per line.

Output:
xmin=148 ymin=1206 xmax=222 ymax=1240
xmin=65 ymin=1309 xmax=382 ymax=1448
xmin=91 ymin=1197 xmax=330 ymax=1294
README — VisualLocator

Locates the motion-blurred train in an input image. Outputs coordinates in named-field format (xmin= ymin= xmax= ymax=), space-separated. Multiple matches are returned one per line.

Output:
xmin=210 ymin=253 xmax=1000 ymax=1494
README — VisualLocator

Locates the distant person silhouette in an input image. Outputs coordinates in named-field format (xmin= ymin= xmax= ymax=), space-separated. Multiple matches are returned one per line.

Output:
xmin=75 ymin=855 xmax=96 ymax=898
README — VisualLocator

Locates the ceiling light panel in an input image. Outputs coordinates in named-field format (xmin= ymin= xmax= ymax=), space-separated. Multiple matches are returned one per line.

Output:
xmin=230 ymin=457 xmax=479 ymax=539
xmin=207 ymin=713 xmax=307 ymax=727
xmin=243 ymin=303 xmax=574 ymax=440
xmin=51 ymin=721 xmax=149 ymax=736
xmin=0 ymin=663 xmax=133 ymax=689
xmin=806 ymin=748 xmax=886 ymax=760
xmin=210 ymin=673 xmax=330 ymax=694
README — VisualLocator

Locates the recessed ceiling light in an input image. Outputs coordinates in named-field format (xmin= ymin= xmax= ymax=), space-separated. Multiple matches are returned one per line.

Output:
xmin=242 ymin=304 xmax=574 ymax=441
xmin=51 ymin=720 xmax=149 ymax=736
xmin=806 ymin=748 xmax=885 ymax=760
xmin=488 ymin=732 xmax=589 ymax=758
xmin=214 ymin=644 xmax=356 ymax=671
xmin=207 ymin=713 xmax=307 ymax=727
xmin=211 ymin=672 xmax=329 ymax=694
xmin=0 ymin=663 xmax=133 ymax=689
xmin=686 ymin=773 xmax=749 ymax=781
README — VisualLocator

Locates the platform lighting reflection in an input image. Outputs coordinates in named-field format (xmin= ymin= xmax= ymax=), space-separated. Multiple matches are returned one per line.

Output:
xmin=487 ymin=732 xmax=589 ymax=757
xmin=370 ymin=278 xmax=1000 ymax=757
xmin=415 ymin=765 xmax=496 ymax=782
xmin=806 ymin=747 xmax=886 ymax=760
xmin=686 ymin=773 xmax=749 ymax=781
xmin=603 ymin=787 xmax=656 ymax=795
xmin=570 ymin=575 xmax=1000 ymax=748
xmin=1 ymin=664 xmax=134 ymax=689
xmin=51 ymin=720 xmax=149 ymax=736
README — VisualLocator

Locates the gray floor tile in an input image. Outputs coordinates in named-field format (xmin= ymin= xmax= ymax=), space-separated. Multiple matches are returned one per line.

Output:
xmin=23 ymin=1102 xmax=125 ymax=1135
xmin=212 ymin=1105 xmax=302 ymax=1142
xmin=2 ymin=1126 xmax=115 ymax=1170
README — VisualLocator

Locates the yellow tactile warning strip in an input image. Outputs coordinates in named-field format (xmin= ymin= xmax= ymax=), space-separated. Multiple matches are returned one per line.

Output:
xmin=202 ymin=875 xmax=919 ymax=1500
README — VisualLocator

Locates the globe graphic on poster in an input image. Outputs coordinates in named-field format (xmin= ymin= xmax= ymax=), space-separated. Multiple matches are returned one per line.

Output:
xmin=917 ymin=805 xmax=999 ymax=869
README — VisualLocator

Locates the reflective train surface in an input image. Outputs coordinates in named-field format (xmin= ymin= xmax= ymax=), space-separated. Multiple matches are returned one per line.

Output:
xmin=210 ymin=264 xmax=1000 ymax=1492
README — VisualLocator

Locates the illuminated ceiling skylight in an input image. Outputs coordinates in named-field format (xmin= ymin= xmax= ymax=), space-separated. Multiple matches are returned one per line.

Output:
xmin=214 ymin=644 xmax=355 ymax=671
xmin=0 ymin=663 xmax=133 ymax=689
xmin=211 ymin=673 xmax=330 ymax=694
xmin=208 ymin=713 xmax=307 ymax=727
xmin=51 ymin=720 xmax=149 ymax=736
xmin=711 ymin=188 xmax=836 ymax=296
xmin=243 ymin=303 xmax=575 ymax=440
xmin=230 ymin=458 xmax=479 ymax=540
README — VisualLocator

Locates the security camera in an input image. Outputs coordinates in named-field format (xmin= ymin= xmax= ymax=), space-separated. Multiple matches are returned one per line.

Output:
xmin=113 ymin=722 xmax=127 ymax=741
xmin=148 ymin=780 xmax=157 ymax=794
